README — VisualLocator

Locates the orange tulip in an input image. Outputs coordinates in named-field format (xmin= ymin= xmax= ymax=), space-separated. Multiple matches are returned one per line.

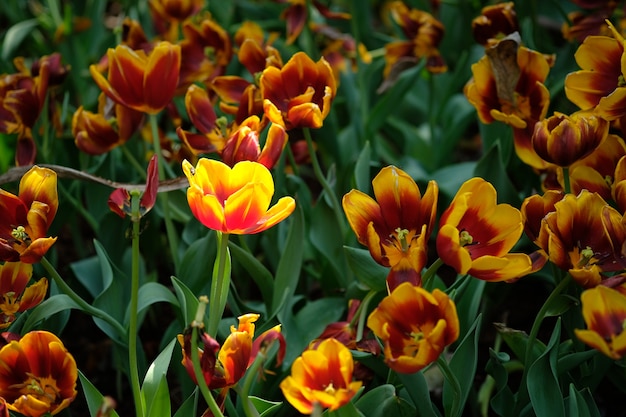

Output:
xmin=343 ymin=165 xmax=438 ymax=290
xmin=471 ymin=2 xmax=519 ymax=46
xmin=222 ymin=116 xmax=288 ymax=169
xmin=89 ymin=42 xmax=181 ymax=114
xmin=575 ymin=285 xmax=626 ymax=360
xmin=260 ymin=52 xmax=336 ymax=130
xmin=383 ymin=1 xmax=447 ymax=76
xmin=367 ymin=282 xmax=459 ymax=373
xmin=535 ymin=190 xmax=626 ymax=287
xmin=0 ymin=262 xmax=47 ymax=329
xmin=0 ymin=166 xmax=58 ymax=263
xmin=531 ymin=110 xmax=609 ymax=167
xmin=182 ymin=158 xmax=295 ymax=234
xmin=565 ymin=21 xmax=626 ymax=121
xmin=280 ymin=338 xmax=362 ymax=414
xmin=0 ymin=330 xmax=77 ymax=417
xmin=73 ymin=93 xmax=144 ymax=155
xmin=436 ymin=177 xmax=533 ymax=282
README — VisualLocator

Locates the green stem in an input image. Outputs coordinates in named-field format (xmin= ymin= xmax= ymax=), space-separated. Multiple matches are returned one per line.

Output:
xmin=562 ymin=167 xmax=571 ymax=195
xmin=207 ymin=232 xmax=231 ymax=337
xmin=421 ymin=258 xmax=444 ymax=290
xmin=237 ymin=352 xmax=265 ymax=417
xmin=149 ymin=113 xmax=180 ymax=271
xmin=190 ymin=325 xmax=225 ymax=417
xmin=351 ymin=289 xmax=377 ymax=342
xmin=120 ymin=145 xmax=148 ymax=180
xmin=437 ymin=355 xmax=462 ymax=417
xmin=302 ymin=127 xmax=346 ymax=235
xmin=128 ymin=191 xmax=145 ymax=417
xmin=513 ymin=274 xmax=572 ymax=414
xmin=40 ymin=257 xmax=127 ymax=343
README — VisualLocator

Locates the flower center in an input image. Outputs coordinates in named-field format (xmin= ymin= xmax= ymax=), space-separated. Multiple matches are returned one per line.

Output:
xmin=577 ymin=246 xmax=595 ymax=268
xmin=11 ymin=226 xmax=30 ymax=244
xmin=324 ymin=382 xmax=336 ymax=395
xmin=459 ymin=230 xmax=474 ymax=246
xmin=404 ymin=330 xmax=425 ymax=357
xmin=1 ymin=291 xmax=19 ymax=316
xmin=10 ymin=373 xmax=61 ymax=407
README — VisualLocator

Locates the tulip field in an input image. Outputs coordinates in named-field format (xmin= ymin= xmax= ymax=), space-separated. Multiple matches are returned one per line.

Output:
xmin=1 ymin=1 xmax=626 ymax=416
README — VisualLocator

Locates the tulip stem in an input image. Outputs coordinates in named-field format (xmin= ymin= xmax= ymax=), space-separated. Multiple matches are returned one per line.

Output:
xmin=190 ymin=324 xmax=225 ymax=417
xmin=303 ymin=127 xmax=346 ymax=235
xmin=421 ymin=258 xmax=444 ymax=290
xmin=562 ymin=167 xmax=571 ymax=194
xmin=128 ymin=191 xmax=145 ymax=417
xmin=513 ymin=273 xmax=572 ymax=415
xmin=237 ymin=351 xmax=264 ymax=417
xmin=149 ymin=113 xmax=180 ymax=271
xmin=207 ymin=232 xmax=231 ymax=337
xmin=40 ymin=256 xmax=127 ymax=343
xmin=437 ymin=355 xmax=462 ymax=417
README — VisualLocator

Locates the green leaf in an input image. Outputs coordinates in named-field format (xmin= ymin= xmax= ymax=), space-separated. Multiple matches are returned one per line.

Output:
xmin=124 ymin=282 xmax=179 ymax=325
xmin=557 ymin=349 xmax=597 ymax=375
xmin=397 ymin=372 xmax=440 ymax=417
xmin=79 ymin=370 xmax=120 ymax=417
xmin=443 ymin=314 xmax=482 ymax=417
xmin=142 ymin=338 xmax=176 ymax=417
xmin=566 ymin=384 xmax=592 ymax=417
xmin=229 ymin=241 xmax=274 ymax=309
xmin=328 ymin=400 xmax=365 ymax=417
xmin=271 ymin=205 xmax=304 ymax=316
xmin=544 ymin=294 xmax=578 ymax=317
xmin=474 ymin=142 xmax=520 ymax=206
xmin=527 ymin=319 xmax=565 ymax=417
xmin=355 ymin=384 xmax=416 ymax=417
xmin=21 ymin=294 xmax=80 ymax=332
xmin=171 ymin=275 xmax=200 ymax=326
xmin=178 ymin=232 xmax=216 ymax=293
xmin=354 ymin=141 xmax=372 ymax=192
xmin=1 ymin=19 xmax=39 ymax=60
xmin=343 ymin=246 xmax=388 ymax=292
xmin=495 ymin=323 xmax=546 ymax=364
xmin=173 ymin=391 xmax=197 ymax=417
xmin=483 ymin=349 xmax=515 ymax=417
xmin=310 ymin=200 xmax=349 ymax=287
xmin=249 ymin=396 xmax=282 ymax=417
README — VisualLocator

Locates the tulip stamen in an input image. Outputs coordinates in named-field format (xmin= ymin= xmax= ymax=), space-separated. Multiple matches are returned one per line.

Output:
xmin=324 ymin=382 xmax=337 ymax=395
xmin=393 ymin=228 xmax=411 ymax=252
xmin=619 ymin=75 xmax=626 ymax=87
xmin=577 ymin=246 xmax=595 ymax=268
xmin=459 ymin=230 xmax=474 ymax=246
xmin=11 ymin=226 xmax=30 ymax=244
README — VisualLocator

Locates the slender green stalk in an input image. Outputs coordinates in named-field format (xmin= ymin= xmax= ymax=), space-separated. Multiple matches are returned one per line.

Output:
xmin=149 ymin=113 xmax=180 ymax=271
xmin=120 ymin=145 xmax=148 ymax=180
xmin=128 ymin=191 xmax=145 ymax=417
xmin=237 ymin=352 xmax=265 ymax=417
xmin=513 ymin=274 xmax=572 ymax=414
xmin=190 ymin=298 xmax=224 ymax=417
xmin=351 ymin=289 xmax=378 ymax=342
xmin=302 ymin=127 xmax=346 ymax=234
xmin=40 ymin=256 xmax=127 ymax=342
xmin=437 ymin=355 xmax=462 ymax=417
xmin=562 ymin=167 xmax=571 ymax=195
xmin=207 ymin=232 xmax=231 ymax=337
xmin=421 ymin=258 xmax=444 ymax=290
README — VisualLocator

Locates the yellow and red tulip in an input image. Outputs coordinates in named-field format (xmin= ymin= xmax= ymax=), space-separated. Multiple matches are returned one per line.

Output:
xmin=280 ymin=338 xmax=362 ymax=414
xmin=471 ymin=2 xmax=519 ymax=46
xmin=0 ymin=166 xmax=58 ymax=263
xmin=436 ymin=177 xmax=533 ymax=282
xmin=342 ymin=166 xmax=438 ymax=290
xmin=182 ymin=158 xmax=295 ymax=234
xmin=222 ymin=116 xmax=288 ymax=169
xmin=260 ymin=52 xmax=336 ymax=130
xmin=73 ymin=93 xmax=144 ymax=155
xmin=367 ymin=282 xmax=459 ymax=373
xmin=89 ymin=42 xmax=181 ymax=115
xmin=565 ymin=21 xmax=626 ymax=121
xmin=0 ymin=330 xmax=77 ymax=417
xmin=531 ymin=110 xmax=609 ymax=167
xmin=536 ymin=190 xmax=626 ymax=287
xmin=575 ymin=285 xmax=626 ymax=360
xmin=108 ymin=155 xmax=159 ymax=220
xmin=0 ymin=262 xmax=47 ymax=329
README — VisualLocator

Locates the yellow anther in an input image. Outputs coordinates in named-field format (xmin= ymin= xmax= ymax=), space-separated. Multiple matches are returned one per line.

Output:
xmin=11 ymin=226 xmax=29 ymax=242
xmin=459 ymin=230 xmax=473 ymax=246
